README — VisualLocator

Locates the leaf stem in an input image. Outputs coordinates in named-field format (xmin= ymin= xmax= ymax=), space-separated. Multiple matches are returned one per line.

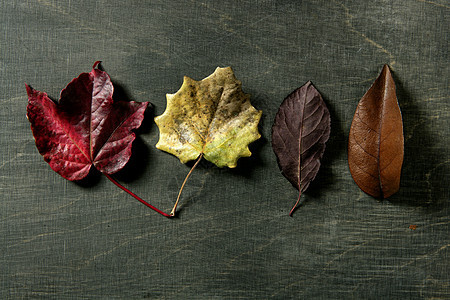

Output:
xmin=104 ymin=173 xmax=172 ymax=218
xmin=170 ymin=153 xmax=203 ymax=217
xmin=289 ymin=191 xmax=302 ymax=217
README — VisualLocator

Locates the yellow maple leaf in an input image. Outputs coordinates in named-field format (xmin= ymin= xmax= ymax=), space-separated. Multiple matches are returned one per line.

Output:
xmin=155 ymin=67 xmax=262 ymax=215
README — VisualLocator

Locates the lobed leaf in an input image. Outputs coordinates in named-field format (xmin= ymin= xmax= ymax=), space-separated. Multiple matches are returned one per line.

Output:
xmin=26 ymin=62 xmax=149 ymax=181
xmin=155 ymin=67 xmax=262 ymax=168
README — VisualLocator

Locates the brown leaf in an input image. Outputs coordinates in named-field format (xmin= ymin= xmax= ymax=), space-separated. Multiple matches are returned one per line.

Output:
xmin=348 ymin=65 xmax=404 ymax=198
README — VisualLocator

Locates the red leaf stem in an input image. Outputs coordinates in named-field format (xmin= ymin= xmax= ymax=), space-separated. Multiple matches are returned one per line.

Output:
xmin=105 ymin=174 xmax=172 ymax=218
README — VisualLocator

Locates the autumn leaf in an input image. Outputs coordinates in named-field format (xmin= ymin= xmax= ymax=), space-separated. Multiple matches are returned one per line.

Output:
xmin=348 ymin=65 xmax=404 ymax=198
xmin=155 ymin=67 xmax=262 ymax=216
xmin=271 ymin=81 xmax=331 ymax=216
xmin=26 ymin=62 xmax=170 ymax=217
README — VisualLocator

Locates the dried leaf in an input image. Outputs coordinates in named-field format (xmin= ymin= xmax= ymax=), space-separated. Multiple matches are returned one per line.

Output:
xmin=26 ymin=63 xmax=170 ymax=217
xmin=348 ymin=65 xmax=404 ymax=198
xmin=26 ymin=62 xmax=149 ymax=180
xmin=271 ymin=81 xmax=331 ymax=216
xmin=155 ymin=67 xmax=262 ymax=215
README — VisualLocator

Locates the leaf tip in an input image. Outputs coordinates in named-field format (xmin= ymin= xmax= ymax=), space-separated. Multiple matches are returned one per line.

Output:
xmin=182 ymin=76 xmax=193 ymax=86
xmin=25 ymin=84 xmax=45 ymax=102
xmin=25 ymin=83 xmax=33 ymax=96
xmin=381 ymin=64 xmax=392 ymax=77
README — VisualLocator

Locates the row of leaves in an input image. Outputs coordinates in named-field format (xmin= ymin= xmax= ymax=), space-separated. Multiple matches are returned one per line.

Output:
xmin=26 ymin=62 xmax=403 ymax=218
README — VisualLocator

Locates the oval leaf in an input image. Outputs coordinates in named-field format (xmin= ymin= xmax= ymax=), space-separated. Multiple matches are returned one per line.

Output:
xmin=26 ymin=62 xmax=149 ymax=181
xmin=348 ymin=65 xmax=404 ymax=198
xmin=272 ymin=81 xmax=331 ymax=215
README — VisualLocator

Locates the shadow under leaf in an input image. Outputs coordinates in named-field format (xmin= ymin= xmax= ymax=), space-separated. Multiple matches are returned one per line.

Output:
xmin=388 ymin=71 xmax=448 ymax=209
xmin=305 ymin=92 xmax=345 ymax=199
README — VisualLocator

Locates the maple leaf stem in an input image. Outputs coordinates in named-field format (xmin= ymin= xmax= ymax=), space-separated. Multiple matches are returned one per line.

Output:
xmin=289 ymin=191 xmax=303 ymax=217
xmin=170 ymin=153 xmax=203 ymax=217
xmin=104 ymin=173 xmax=172 ymax=218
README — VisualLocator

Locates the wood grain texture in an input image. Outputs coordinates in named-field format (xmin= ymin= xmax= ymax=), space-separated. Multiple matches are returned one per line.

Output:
xmin=1 ymin=0 xmax=448 ymax=299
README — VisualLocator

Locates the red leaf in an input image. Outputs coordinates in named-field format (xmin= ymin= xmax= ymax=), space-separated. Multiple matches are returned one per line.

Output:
xmin=272 ymin=81 xmax=331 ymax=215
xmin=26 ymin=63 xmax=149 ymax=181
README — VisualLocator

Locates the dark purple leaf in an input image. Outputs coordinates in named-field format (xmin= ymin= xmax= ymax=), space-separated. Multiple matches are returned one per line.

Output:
xmin=272 ymin=81 xmax=331 ymax=216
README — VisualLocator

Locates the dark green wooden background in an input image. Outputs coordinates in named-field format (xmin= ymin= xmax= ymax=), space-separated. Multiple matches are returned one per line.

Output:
xmin=1 ymin=0 xmax=449 ymax=299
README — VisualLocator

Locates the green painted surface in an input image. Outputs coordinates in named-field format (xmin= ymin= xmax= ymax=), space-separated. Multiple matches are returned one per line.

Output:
xmin=1 ymin=0 xmax=448 ymax=298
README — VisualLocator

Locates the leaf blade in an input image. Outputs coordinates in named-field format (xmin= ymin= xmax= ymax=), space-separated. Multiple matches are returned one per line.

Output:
xmin=26 ymin=84 xmax=93 ymax=180
xmin=26 ymin=64 xmax=149 ymax=181
xmin=155 ymin=67 xmax=262 ymax=168
xmin=348 ymin=65 xmax=404 ymax=198
xmin=271 ymin=81 xmax=331 ymax=214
